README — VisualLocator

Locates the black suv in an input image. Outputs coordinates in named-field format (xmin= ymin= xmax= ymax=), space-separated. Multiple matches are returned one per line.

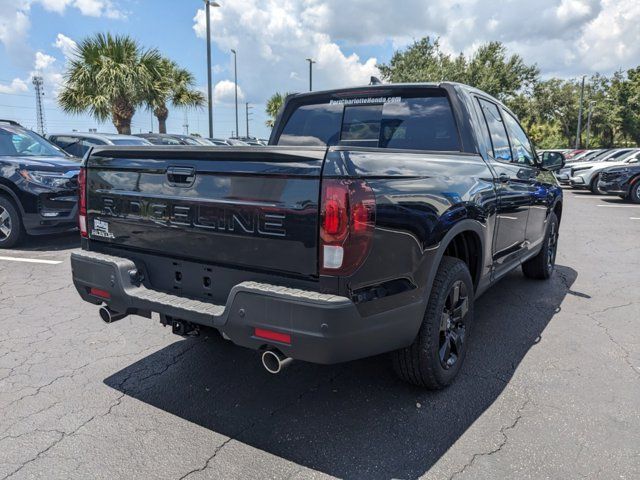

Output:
xmin=599 ymin=162 xmax=640 ymax=203
xmin=0 ymin=120 xmax=80 ymax=248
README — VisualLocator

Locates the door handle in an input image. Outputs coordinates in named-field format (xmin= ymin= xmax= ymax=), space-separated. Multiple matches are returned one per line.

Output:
xmin=498 ymin=173 xmax=510 ymax=183
xmin=166 ymin=167 xmax=195 ymax=186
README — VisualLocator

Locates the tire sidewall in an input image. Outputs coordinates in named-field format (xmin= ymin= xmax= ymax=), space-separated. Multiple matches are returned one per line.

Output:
xmin=543 ymin=212 xmax=559 ymax=277
xmin=423 ymin=261 xmax=474 ymax=386
xmin=0 ymin=197 xmax=22 ymax=249
xmin=630 ymin=180 xmax=640 ymax=204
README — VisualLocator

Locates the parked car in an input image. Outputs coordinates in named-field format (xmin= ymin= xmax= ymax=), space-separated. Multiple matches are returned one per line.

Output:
xmin=598 ymin=157 xmax=640 ymax=202
xmin=0 ymin=120 xmax=79 ymax=248
xmin=236 ymin=137 xmax=264 ymax=146
xmin=70 ymin=82 xmax=564 ymax=389
xmin=48 ymin=133 xmax=152 ymax=157
xmin=556 ymin=149 xmax=609 ymax=184
xmin=569 ymin=149 xmax=638 ymax=193
xmin=135 ymin=133 xmax=214 ymax=146
xmin=207 ymin=138 xmax=231 ymax=146
xmin=226 ymin=138 xmax=251 ymax=146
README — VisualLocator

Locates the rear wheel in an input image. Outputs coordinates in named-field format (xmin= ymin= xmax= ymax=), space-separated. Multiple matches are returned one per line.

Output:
xmin=0 ymin=197 xmax=23 ymax=249
xmin=522 ymin=212 xmax=559 ymax=280
xmin=392 ymin=257 xmax=473 ymax=389
xmin=590 ymin=174 xmax=605 ymax=194
xmin=629 ymin=180 xmax=640 ymax=204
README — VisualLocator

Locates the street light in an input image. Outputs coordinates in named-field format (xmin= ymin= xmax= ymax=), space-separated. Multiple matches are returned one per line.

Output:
xmin=204 ymin=0 xmax=221 ymax=138
xmin=231 ymin=49 xmax=239 ymax=139
xmin=575 ymin=75 xmax=586 ymax=149
xmin=585 ymin=100 xmax=596 ymax=149
xmin=306 ymin=58 xmax=316 ymax=91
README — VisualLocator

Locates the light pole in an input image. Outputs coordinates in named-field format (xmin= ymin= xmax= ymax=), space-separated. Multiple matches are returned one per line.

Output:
xmin=204 ymin=1 xmax=221 ymax=138
xmin=575 ymin=75 xmax=586 ymax=149
xmin=245 ymin=102 xmax=253 ymax=138
xmin=585 ymin=101 xmax=596 ymax=149
xmin=306 ymin=58 xmax=316 ymax=91
xmin=231 ymin=49 xmax=239 ymax=139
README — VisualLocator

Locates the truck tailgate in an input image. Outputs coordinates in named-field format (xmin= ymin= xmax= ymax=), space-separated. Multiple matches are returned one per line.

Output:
xmin=85 ymin=146 xmax=326 ymax=277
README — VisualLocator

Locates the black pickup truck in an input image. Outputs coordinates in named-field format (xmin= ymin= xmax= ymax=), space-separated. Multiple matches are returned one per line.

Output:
xmin=71 ymin=83 xmax=565 ymax=389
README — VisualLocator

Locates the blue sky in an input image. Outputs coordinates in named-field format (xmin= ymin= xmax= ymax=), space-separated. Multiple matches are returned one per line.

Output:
xmin=1 ymin=0 xmax=638 ymax=140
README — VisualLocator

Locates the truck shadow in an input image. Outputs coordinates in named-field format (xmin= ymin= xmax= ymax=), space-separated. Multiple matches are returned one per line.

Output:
xmin=104 ymin=266 xmax=578 ymax=480
xmin=13 ymin=232 xmax=79 ymax=252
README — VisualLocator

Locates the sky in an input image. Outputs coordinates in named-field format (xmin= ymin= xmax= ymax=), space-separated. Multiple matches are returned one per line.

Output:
xmin=0 ymin=0 xmax=639 ymax=140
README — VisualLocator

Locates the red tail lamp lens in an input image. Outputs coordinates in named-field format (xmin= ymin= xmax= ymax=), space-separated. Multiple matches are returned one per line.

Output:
xmin=320 ymin=179 xmax=375 ymax=276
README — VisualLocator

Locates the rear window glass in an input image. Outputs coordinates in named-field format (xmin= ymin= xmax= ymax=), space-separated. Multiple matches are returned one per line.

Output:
xmin=276 ymin=93 xmax=460 ymax=151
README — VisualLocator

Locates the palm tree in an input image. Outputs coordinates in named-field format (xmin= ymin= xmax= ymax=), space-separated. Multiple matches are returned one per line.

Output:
xmin=148 ymin=58 xmax=205 ymax=134
xmin=265 ymin=92 xmax=292 ymax=128
xmin=58 ymin=33 xmax=162 ymax=134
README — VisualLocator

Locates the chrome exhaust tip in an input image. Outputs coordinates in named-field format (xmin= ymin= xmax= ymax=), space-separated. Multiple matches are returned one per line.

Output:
xmin=261 ymin=349 xmax=292 ymax=374
xmin=99 ymin=306 xmax=127 ymax=324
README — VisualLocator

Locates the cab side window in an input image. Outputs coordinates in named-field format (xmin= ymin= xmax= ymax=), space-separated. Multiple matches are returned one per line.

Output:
xmin=477 ymin=98 xmax=512 ymax=162
xmin=502 ymin=111 xmax=534 ymax=166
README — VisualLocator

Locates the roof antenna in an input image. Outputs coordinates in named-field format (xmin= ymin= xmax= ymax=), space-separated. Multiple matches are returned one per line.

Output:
xmin=369 ymin=76 xmax=383 ymax=85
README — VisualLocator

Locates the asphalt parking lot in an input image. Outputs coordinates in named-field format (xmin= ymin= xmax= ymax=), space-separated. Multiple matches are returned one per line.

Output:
xmin=0 ymin=189 xmax=638 ymax=480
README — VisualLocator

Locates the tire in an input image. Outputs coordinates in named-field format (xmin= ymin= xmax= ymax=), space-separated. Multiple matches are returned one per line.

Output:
xmin=0 ymin=196 xmax=23 ymax=249
xmin=590 ymin=174 xmax=605 ymax=194
xmin=392 ymin=257 xmax=474 ymax=389
xmin=522 ymin=212 xmax=559 ymax=280
xmin=629 ymin=180 xmax=640 ymax=204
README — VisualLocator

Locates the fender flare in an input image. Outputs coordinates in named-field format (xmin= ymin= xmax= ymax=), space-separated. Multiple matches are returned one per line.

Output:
xmin=422 ymin=218 xmax=486 ymax=300
xmin=0 ymin=183 xmax=25 ymax=216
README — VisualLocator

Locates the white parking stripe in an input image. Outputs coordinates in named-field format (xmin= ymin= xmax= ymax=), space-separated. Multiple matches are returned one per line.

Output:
xmin=0 ymin=256 xmax=62 ymax=265
xmin=631 ymin=217 xmax=640 ymax=220
xmin=596 ymin=204 xmax=640 ymax=208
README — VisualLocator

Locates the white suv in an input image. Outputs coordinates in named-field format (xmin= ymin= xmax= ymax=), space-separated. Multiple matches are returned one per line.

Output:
xmin=570 ymin=149 xmax=640 ymax=193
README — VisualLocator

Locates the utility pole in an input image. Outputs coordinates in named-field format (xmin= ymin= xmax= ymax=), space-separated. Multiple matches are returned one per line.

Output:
xmin=183 ymin=110 xmax=189 ymax=135
xmin=306 ymin=58 xmax=316 ymax=91
xmin=575 ymin=75 xmax=586 ymax=149
xmin=231 ymin=49 xmax=239 ymax=139
xmin=585 ymin=101 xmax=595 ymax=149
xmin=204 ymin=1 xmax=221 ymax=138
xmin=245 ymin=102 xmax=253 ymax=138
xmin=32 ymin=76 xmax=46 ymax=135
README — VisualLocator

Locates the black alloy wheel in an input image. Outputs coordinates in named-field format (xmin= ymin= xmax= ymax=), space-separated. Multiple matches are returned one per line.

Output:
xmin=438 ymin=280 xmax=469 ymax=369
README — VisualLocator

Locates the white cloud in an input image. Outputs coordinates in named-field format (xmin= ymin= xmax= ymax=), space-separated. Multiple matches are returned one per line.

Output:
xmin=193 ymin=0 xmax=639 ymax=90
xmin=0 ymin=78 xmax=29 ymax=94
xmin=54 ymin=33 xmax=77 ymax=60
xmin=0 ymin=1 xmax=32 ymax=66
xmin=35 ymin=0 xmax=125 ymax=18
xmin=214 ymin=80 xmax=245 ymax=104
xmin=34 ymin=51 xmax=56 ymax=70
xmin=192 ymin=1 xmax=379 ymax=102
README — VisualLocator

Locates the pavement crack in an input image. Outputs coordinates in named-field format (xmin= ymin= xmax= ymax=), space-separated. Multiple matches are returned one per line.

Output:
xmin=449 ymin=398 xmax=530 ymax=480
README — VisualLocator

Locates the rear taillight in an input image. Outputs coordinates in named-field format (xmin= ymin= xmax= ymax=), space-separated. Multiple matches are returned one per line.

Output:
xmin=320 ymin=179 xmax=375 ymax=275
xmin=78 ymin=167 xmax=87 ymax=238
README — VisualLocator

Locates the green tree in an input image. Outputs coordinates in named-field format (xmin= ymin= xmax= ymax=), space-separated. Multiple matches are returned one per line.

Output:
xmin=58 ymin=33 xmax=161 ymax=134
xmin=265 ymin=92 xmax=291 ymax=128
xmin=378 ymin=37 xmax=539 ymax=101
xmin=147 ymin=58 xmax=205 ymax=134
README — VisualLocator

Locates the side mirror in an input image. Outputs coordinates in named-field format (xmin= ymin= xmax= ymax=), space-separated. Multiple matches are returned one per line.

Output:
xmin=541 ymin=151 xmax=565 ymax=171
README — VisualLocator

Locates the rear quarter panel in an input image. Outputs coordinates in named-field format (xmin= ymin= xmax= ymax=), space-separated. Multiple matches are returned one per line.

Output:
xmin=323 ymin=148 xmax=498 ymax=315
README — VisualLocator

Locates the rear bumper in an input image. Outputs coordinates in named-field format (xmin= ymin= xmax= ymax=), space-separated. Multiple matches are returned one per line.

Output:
xmin=70 ymin=250 xmax=423 ymax=364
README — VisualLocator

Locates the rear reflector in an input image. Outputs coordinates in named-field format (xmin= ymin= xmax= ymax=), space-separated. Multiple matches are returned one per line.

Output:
xmin=254 ymin=328 xmax=291 ymax=345
xmin=89 ymin=287 xmax=111 ymax=299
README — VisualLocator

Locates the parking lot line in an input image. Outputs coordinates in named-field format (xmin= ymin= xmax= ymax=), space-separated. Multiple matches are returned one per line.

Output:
xmin=596 ymin=204 xmax=640 ymax=208
xmin=631 ymin=217 xmax=640 ymax=220
xmin=0 ymin=256 xmax=63 ymax=265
